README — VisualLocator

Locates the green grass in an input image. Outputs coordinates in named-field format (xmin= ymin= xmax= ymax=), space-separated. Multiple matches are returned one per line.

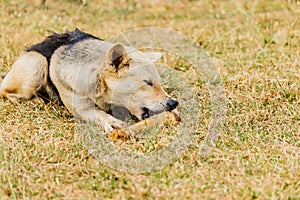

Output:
xmin=0 ymin=0 xmax=299 ymax=199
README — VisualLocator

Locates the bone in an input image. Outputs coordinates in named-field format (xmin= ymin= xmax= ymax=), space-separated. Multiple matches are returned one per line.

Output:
xmin=109 ymin=111 xmax=181 ymax=140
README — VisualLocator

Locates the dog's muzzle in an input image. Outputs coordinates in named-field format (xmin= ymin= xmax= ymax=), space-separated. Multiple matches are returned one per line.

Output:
xmin=141 ymin=99 xmax=178 ymax=119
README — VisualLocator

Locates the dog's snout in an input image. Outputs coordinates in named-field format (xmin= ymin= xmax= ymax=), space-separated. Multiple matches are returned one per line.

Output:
xmin=167 ymin=99 xmax=178 ymax=111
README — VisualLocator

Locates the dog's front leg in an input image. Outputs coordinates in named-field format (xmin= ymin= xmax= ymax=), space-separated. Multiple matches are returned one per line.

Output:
xmin=61 ymin=93 xmax=126 ymax=132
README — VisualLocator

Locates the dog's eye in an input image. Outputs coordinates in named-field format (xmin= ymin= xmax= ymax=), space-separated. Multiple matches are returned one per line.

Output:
xmin=143 ymin=80 xmax=153 ymax=86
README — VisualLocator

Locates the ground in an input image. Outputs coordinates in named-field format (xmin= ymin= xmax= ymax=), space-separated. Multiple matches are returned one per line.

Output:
xmin=0 ymin=0 xmax=299 ymax=199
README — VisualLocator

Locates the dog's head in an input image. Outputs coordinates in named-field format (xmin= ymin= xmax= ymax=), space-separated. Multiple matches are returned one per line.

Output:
xmin=102 ymin=43 xmax=178 ymax=120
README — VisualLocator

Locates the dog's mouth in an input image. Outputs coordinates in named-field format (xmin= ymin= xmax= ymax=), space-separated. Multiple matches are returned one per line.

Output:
xmin=141 ymin=107 xmax=163 ymax=120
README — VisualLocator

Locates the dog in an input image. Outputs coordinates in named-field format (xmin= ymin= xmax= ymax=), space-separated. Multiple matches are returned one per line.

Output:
xmin=0 ymin=28 xmax=178 ymax=132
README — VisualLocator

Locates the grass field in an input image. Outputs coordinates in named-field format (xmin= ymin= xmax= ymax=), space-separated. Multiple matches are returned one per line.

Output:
xmin=0 ymin=0 xmax=299 ymax=199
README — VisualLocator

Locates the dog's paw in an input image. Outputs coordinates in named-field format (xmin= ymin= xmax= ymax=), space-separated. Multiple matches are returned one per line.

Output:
xmin=103 ymin=116 xmax=127 ymax=133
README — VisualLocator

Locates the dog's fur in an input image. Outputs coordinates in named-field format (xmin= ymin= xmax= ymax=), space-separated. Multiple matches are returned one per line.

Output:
xmin=0 ymin=29 xmax=178 ymax=132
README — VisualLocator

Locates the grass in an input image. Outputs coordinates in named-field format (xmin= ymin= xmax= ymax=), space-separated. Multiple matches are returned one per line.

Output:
xmin=0 ymin=0 xmax=299 ymax=199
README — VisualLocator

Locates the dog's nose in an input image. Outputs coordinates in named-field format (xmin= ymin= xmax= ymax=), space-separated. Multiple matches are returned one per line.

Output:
xmin=167 ymin=99 xmax=178 ymax=111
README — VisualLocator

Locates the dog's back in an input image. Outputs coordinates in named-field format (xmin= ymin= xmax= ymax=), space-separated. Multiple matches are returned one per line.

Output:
xmin=26 ymin=28 xmax=102 ymax=65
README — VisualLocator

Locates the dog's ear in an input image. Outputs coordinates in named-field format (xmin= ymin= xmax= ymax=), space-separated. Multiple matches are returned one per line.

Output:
xmin=106 ymin=43 xmax=130 ymax=74
xmin=143 ymin=52 xmax=162 ymax=62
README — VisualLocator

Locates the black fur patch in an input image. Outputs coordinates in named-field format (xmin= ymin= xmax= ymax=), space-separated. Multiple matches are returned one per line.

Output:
xmin=25 ymin=28 xmax=102 ymax=65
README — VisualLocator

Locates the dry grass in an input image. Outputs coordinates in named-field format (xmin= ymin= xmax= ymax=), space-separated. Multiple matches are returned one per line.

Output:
xmin=0 ymin=0 xmax=299 ymax=199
